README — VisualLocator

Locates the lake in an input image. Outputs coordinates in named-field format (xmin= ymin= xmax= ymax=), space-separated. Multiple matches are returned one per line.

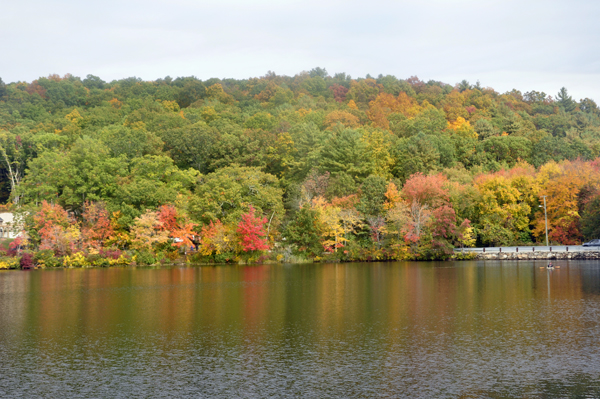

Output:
xmin=1 ymin=260 xmax=600 ymax=398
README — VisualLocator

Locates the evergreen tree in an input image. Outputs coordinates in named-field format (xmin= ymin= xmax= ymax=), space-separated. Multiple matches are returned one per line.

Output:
xmin=556 ymin=87 xmax=576 ymax=112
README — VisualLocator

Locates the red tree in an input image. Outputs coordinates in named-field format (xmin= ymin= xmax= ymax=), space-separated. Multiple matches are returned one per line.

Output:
xmin=237 ymin=206 xmax=269 ymax=252
xmin=33 ymin=201 xmax=70 ymax=241
xmin=157 ymin=205 xmax=179 ymax=233
xmin=81 ymin=202 xmax=113 ymax=248
xmin=329 ymin=84 xmax=349 ymax=103
xmin=157 ymin=205 xmax=197 ymax=248
xmin=403 ymin=173 xmax=449 ymax=207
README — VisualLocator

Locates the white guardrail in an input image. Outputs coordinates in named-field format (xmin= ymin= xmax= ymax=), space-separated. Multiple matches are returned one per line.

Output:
xmin=454 ymin=245 xmax=600 ymax=253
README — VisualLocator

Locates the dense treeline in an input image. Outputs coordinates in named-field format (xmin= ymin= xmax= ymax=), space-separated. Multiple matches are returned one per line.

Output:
xmin=1 ymin=69 xmax=600 ymax=266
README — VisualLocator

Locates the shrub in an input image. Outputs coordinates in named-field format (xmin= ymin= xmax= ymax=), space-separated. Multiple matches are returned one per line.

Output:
xmin=453 ymin=252 xmax=477 ymax=260
xmin=85 ymin=252 xmax=111 ymax=267
xmin=165 ymin=250 xmax=180 ymax=261
xmin=100 ymin=249 xmax=123 ymax=260
xmin=214 ymin=251 xmax=237 ymax=264
xmin=187 ymin=252 xmax=205 ymax=264
xmin=63 ymin=252 xmax=88 ymax=267
xmin=110 ymin=254 xmax=132 ymax=266
xmin=8 ymin=237 xmax=24 ymax=257
xmin=0 ymin=256 xmax=20 ymax=269
xmin=134 ymin=250 xmax=156 ymax=265
xmin=34 ymin=249 xmax=61 ymax=268
xmin=20 ymin=253 xmax=35 ymax=269
xmin=0 ymin=238 xmax=13 ymax=252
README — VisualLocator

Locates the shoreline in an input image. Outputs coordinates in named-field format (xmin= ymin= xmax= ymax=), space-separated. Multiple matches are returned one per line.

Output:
xmin=4 ymin=251 xmax=600 ymax=270
xmin=471 ymin=251 xmax=600 ymax=261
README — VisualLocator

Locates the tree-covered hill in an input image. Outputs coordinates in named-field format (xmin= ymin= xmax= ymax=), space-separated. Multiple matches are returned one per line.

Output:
xmin=1 ymin=69 xmax=599 ymax=264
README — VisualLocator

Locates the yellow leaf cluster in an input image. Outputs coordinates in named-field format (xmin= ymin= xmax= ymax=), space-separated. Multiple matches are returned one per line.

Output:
xmin=367 ymin=92 xmax=422 ymax=129
xmin=108 ymin=98 xmax=122 ymax=109
xmin=161 ymin=100 xmax=180 ymax=112
xmin=447 ymin=117 xmax=478 ymax=139
xmin=360 ymin=130 xmax=394 ymax=178
xmin=130 ymin=210 xmax=170 ymax=251
xmin=324 ymin=110 xmax=360 ymax=130
xmin=63 ymin=252 xmax=87 ymax=268
xmin=296 ymin=108 xmax=311 ymax=117
xmin=206 ymin=84 xmax=235 ymax=104
xmin=310 ymin=197 xmax=347 ymax=251
xmin=384 ymin=182 xmax=401 ymax=210
xmin=65 ymin=109 xmax=82 ymax=123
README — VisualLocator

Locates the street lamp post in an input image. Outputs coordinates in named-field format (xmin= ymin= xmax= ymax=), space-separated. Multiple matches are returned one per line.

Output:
xmin=539 ymin=195 xmax=548 ymax=247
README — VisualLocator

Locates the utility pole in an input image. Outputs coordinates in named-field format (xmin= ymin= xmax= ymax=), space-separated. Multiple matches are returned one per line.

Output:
xmin=539 ymin=195 xmax=549 ymax=247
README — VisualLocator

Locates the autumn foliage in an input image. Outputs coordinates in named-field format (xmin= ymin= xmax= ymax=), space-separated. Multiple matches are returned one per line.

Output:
xmin=5 ymin=70 xmax=600 ymax=266
xmin=237 ymin=206 xmax=269 ymax=252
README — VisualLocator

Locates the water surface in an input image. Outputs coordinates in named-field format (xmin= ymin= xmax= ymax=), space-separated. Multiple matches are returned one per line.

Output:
xmin=1 ymin=261 xmax=600 ymax=398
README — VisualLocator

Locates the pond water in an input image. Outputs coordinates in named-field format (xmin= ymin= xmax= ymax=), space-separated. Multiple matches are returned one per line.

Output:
xmin=1 ymin=260 xmax=600 ymax=398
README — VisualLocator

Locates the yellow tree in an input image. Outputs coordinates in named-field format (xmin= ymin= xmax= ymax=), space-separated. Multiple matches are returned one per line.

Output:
xmin=199 ymin=220 xmax=235 ymax=256
xmin=323 ymin=110 xmax=360 ymax=130
xmin=332 ymin=195 xmax=362 ymax=241
xmin=360 ymin=129 xmax=395 ymax=178
xmin=441 ymin=89 xmax=469 ymax=121
xmin=367 ymin=92 xmax=422 ymax=129
xmin=206 ymin=83 xmax=235 ymax=104
xmin=457 ymin=225 xmax=476 ymax=248
xmin=534 ymin=160 xmax=600 ymax=244
xmin=383 ymin=181 xmax=402 ymax=210
xmin=266 ymin=132 xmax=294 ymax=178
xmin=346 ymin=79 xmax=383 ymax=106
xmin=535 ymin=175 xmax=581 ymax=244
xmin=130 ymin=210 xmax=170 ymax=251
xmin=386 ymin=200 xmax=410 ymax=240
xmin=311 ymin=197 xmax=346 ymax=252
xmin=475 ymin=175 xmax=531 ymax=245
xmin=447 ymin=117 xmax=478 ymax=139
xmin=504 ymin=162 xmax=540 ymax=210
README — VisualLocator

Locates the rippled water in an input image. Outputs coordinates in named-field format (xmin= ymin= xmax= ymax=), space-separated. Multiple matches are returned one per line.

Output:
xmin=1 ymin=261 xmax=600 ymax=398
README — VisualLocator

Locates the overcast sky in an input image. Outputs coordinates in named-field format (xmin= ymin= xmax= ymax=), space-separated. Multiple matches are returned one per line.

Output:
xmin=2 ymin=0 xmax=600 ymax=101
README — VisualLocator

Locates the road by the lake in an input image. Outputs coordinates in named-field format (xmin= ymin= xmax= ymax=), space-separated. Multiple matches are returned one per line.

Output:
xmin=454 ymin=245 xmax=600 ymax=253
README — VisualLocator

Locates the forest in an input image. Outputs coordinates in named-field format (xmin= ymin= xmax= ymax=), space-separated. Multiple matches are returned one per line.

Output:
xmin=1 ymin=68 xmax=600 ymax=267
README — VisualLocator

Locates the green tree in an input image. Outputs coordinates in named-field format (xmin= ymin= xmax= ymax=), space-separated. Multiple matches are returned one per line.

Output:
xmin=393 ymin=133 xmax=452 ymax=182
xmin=581 ymin=195 xmax=600 ymax=240
xmin=287 ymin=123 xmax=327 ymax=182
xmin=391 ymin=106 xmax=447 ymax=137
xmin=357 ymin=175 xmax=387 ymax=216
xmin=0 ymin=77 xmax=7 ymax=99
xmin=473 ymin=119 xmax=500 ymax=140
xmin=17 ymin=138 xmax=125 ymax=212
xmin=160 ymin=122 xmax=218 ymax=172
xmin=580 ymin=98 xmax=599 ymax=115
xmin=325 ymin=172 xmax=357 ymax=200
xmin=556 ymin=87 xmax=576 ymax=113
xmin=97 ymin=125 xmax=163 ymax=159
xmin=477 ymin=136 xmax=532 ymax=167
xmin=283 ymin=205 xmax=322 ymax=257
xmin=0 ymin=130 xmax=36 ymax=204
xmin=319 ymin=128 xmax=372 ymax=180
xmin=82 ymin=75 xmax=106 ymax=90
xmin=189 ymin=166 xmax=284 ymax=229
xmin=112 ymin=155 xmax=199 ymax=224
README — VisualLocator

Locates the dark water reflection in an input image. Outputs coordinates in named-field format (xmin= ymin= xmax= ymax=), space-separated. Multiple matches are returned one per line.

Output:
xmin=1 ymin=261 xmax=600 ymax=398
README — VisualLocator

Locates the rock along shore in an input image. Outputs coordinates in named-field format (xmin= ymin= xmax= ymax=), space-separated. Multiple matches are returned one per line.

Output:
xmin=473 ymin=251 xmax=600 ymax=261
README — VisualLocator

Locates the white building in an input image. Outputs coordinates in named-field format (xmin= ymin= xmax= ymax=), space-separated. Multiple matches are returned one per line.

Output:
xmin=0 ymin=213 xmax=21 ymax=239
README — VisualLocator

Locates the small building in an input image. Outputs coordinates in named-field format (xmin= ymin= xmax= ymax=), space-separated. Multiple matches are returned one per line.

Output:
xmin=0 ymin=213 xmax=21 ymax=239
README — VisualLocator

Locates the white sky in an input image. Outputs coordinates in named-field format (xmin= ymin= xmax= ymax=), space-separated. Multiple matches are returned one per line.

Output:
xmin=2 ymin=0 xmax=600 ymax=101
